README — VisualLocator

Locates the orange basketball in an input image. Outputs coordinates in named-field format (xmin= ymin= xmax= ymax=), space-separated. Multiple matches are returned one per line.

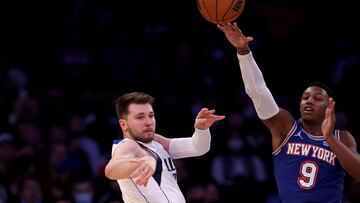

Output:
xmin=197 ymin=0 xmax=245 ymax=24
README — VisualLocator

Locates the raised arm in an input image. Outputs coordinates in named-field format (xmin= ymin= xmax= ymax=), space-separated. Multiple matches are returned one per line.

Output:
xmin=217 ymin=22 xmax=294 ymax=149
xmin=322 ymin=98 xmax=360 ymax=181
xmin=154 ymin=108 xmax=225 ymax=159
xmin=104 ymin=139 xmax=156 ymax=186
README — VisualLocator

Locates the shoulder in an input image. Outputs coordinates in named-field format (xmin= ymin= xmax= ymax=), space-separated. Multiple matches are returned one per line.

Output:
xmin=339 ymin=130 xmax=357 ymax=152
xmin=263 ymin=108 xmax=295 ymax=133
xmin=113 ymin=138 xmax=139 ymax=149
xmin=112 ymin=138 xmax=144 ymax=158
xmin=153 ymin=133 xmax=171 ymax=152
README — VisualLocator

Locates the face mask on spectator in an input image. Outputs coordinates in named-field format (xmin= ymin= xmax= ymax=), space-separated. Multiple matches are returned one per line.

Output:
xmin=74 ymin=192 xmax=93 ymax=203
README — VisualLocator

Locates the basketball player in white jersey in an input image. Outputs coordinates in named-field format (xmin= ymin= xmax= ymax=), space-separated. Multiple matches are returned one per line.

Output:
xmin=105 ymin=92 xmax=225 ymax=203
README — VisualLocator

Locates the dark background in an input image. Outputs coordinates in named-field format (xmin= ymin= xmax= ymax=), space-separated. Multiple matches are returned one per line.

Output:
xmin=1 ymin=0 xmax=360 ymax=202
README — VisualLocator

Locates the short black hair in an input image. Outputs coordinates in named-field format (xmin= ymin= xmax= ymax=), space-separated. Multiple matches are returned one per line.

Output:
xmin=304 ymin=82 xmax=335 ymax=99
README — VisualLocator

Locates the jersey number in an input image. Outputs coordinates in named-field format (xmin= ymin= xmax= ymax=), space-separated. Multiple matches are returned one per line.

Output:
xmin=297 ymin=161 xmax=318 ymax=189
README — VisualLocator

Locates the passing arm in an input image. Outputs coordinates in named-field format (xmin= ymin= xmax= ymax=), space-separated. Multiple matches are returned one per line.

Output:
xmin=154 ymin=128 xmax=211 ymax=159
xmin=104 ymin=139 xmax=156 ymax=186
xmin=154 ymin=108 xmax=224 ymax=159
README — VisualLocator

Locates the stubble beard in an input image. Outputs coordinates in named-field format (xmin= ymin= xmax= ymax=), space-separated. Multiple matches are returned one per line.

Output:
xmin=128 ymin=128 xmax=154 ymax=143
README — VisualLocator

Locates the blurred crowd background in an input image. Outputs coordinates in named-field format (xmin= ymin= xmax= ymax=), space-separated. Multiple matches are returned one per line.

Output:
xmin=1 ymin=0 xmax=360 ymax=202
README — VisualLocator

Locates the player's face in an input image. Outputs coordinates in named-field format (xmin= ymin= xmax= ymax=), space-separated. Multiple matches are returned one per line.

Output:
xmin=300 ymin=86 xmax=329 ymax=124
xmin=122 ymin=103 xmax=156 ymax=143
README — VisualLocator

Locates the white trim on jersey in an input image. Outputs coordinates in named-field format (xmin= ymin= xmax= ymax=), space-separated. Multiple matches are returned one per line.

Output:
xmin=273 ymin=121 xmax=297 ymax=155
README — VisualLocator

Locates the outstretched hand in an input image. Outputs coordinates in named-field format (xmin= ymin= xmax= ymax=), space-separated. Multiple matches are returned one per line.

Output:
xmin=322 ymin=98 xmax=336 ymax=138
xmin=195 ymin=108 xmax=225 ymax=130
xmin=217 ymin=22 xmax=253 ymax=51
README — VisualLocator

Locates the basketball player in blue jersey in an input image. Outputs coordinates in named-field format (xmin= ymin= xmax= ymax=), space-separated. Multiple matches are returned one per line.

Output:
xmin=217 ymin=22 xmax=360 ymax=203
xmin=104 ymin=92 xmax=225 ymax=203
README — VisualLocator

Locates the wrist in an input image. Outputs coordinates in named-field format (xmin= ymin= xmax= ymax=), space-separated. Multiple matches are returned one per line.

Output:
xmin=237 ymin=47 xmax=250 ymax=55
xmin=194 ymin=127 xmax=210 ymax=135
xmin=145 ymin=152 xmax=158 ymax=161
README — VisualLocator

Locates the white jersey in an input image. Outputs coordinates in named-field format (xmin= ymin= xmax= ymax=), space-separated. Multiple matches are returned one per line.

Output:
xmin=112 ymin=139 xmax=186 ymax=203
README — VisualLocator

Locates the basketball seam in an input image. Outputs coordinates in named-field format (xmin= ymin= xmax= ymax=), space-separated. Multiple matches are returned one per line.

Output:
xmin=216 ymin=0 xmax=218 ymax=22
xmin=201 ymin=0 xmax=213 ymax=22
xmin=222 ymin=0 xmax=236 ymax=22
xmin=226 ymin=0 xmax=244 ymax=22
xmin=224 ymin=12 xmax=242 ymax=21
xmin=198 ymin=0 xmax=243 ymax=24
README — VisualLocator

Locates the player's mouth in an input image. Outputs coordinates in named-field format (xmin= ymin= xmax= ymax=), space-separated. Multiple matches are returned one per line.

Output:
xmin=143 ymin=129 xmax=154 ymax=133
xmin=304 ymin=106 xmax=314 ymax=113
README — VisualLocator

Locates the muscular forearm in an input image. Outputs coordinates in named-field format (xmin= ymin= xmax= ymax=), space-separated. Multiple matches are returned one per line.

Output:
xmin=105 ymin=157 xmax=140 ymax=180
xmin=327 ymin=137 xmax=360 ymax=181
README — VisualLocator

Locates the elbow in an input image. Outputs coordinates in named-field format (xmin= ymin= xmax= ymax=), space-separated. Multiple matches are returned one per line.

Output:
xmin=198 ymin=149 xmax=209 ymax=156
xmin=244 ymin=86 xmax=254 ymax=96
xmin=104 ymin=164 xmax=116 ymax=180
xmin=245 ymin=85 xmax=264 ymax=99
xmin=192 ymin=130 xmax=211 ymax=156
xmin=196 ymin=144 xmax=211 ymax=156
xmin=203 ymin=144 xmax=211 ymax=155
xmin=245 ymin=88 xmax=259 ymax=102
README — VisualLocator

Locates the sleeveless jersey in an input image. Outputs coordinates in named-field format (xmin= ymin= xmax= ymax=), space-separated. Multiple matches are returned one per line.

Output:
xmin=112 ymin=139 xmax=186 ymax=203
xmin=273 ymin=120 xmax=345 ymax=203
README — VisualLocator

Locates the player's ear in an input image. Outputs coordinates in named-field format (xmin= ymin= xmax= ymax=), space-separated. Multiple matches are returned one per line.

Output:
xmin=119 ymin=119 xmax=128 ymax=132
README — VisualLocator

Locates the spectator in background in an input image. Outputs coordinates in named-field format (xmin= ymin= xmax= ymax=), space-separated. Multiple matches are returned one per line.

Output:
xmin=71 ymin=176 xmax=95 ymax=203
xmin=16 ymin=175 xmax=43 ymax=203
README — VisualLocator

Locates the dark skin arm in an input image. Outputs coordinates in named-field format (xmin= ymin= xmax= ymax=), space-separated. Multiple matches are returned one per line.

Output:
xmin=218 ymin=22 xmax=360 ymax=180
xmin=322 ymin=98 xmax=360 ymax=181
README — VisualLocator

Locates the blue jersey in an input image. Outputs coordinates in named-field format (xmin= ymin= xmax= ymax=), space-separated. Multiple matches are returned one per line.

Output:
xmin=273 ymin=120 xmax=345 ymax=203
